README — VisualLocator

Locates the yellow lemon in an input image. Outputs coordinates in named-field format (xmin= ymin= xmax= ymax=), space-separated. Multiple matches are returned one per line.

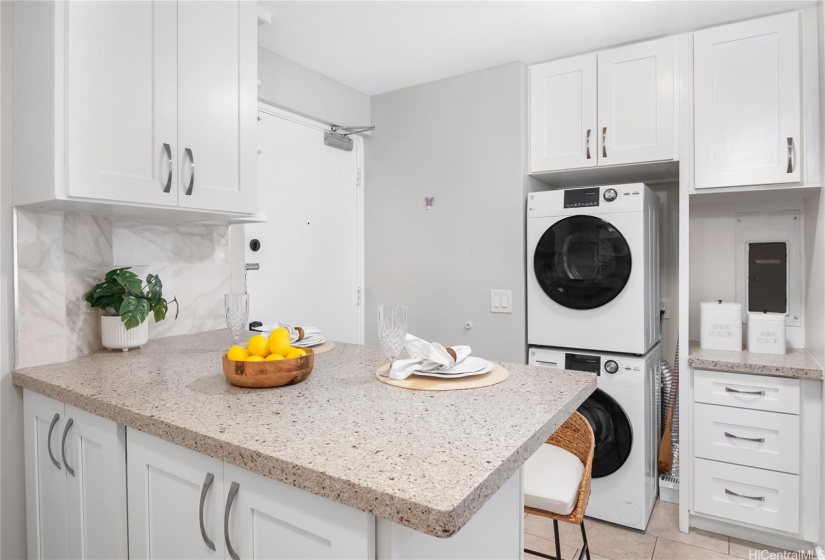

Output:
xmin=285 ymin=347 xmax=307 ymax=359
xmin=268 ymin=328 xmax=292 ymax=357
xmin=247 ymin=335 xmax=270 ymax=358
xmin=245 ymin=355 xmax=264 ymax=362
xmin=226 ymin=345 xmax=249 ymax=361
xmin=265 ymin=354 xmax=285 ymax=361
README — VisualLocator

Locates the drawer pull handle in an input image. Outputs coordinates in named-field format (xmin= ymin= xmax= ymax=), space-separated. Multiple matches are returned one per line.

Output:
xmin=602 ymin=127 xmax=607 ymax=158
xmin=724 ymin=387 xmax=765 ymax=396
xmin=47 ymin=413 xmax=62 ymax=470
xmin=724 ymin=431 xmax=765 ymax=443
xmin=585 ymin=129 xmax=591 ymax=160
xmin=225 ymin=481 xmax=240 ymax=560
xmin=787 ymin=137 xmax=795 ymax=173
xmin=725 ymin=488 xmax=765 ymax=502
xmin=162 ymin=143 xmax=172 ymax=193
xmin=199 ymin=473 xmax=216 ymax=551
xmin=61 ymin=418 xmax=75 ymax=477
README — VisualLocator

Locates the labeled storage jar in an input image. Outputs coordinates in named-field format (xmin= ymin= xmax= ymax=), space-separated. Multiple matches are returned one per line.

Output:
xmin=747 ymin=312 xmax=786 ymax=355
xmin=700 ymin=301 xmax=742 ymax=351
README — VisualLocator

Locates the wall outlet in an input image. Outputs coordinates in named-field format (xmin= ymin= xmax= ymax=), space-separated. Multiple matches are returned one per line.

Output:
xmin=660 ymin=298 xmax=670 ymax=320
xmin=490 ymin=290 xmax=512 ymax=313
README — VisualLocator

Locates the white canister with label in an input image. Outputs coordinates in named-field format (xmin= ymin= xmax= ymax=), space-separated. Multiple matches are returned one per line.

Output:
xmin=700 ymin=301 xmax=743 ymax=351
xmin=747 ymin=312 xmax=786 ymax=354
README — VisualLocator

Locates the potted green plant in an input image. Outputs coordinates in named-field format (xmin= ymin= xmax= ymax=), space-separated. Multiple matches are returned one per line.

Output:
xmin=84 ymin=268 xmax=179 ymax=352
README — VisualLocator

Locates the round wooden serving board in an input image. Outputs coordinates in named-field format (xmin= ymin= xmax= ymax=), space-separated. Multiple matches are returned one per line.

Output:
xmin=305 ymin=340 xmax=335 ymax=354
xmin=374 ymin=363 xmax=509 ymax=391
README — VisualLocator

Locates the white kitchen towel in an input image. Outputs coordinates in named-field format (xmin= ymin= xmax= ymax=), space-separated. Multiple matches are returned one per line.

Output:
xmin=262 ymin=323 xmax=323 ymax=343
xmin=388 ymin=334 xmax=471 ymax=380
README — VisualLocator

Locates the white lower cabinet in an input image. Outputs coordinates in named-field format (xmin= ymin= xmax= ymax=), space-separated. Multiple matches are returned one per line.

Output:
xmin=128 ymin=429 xmax=373 ymax=560
xmin=23 ymin=390 xmax=127 ymax=560
xmin=224 ymin=463 xmax=374 ymax=559
xmin=127 ymin=429 xmax=225 ymax=559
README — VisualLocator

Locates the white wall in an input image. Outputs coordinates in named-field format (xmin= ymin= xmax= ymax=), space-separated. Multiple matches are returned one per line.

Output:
xmin=1 ymin=0 xmax=27 ymax=556
xmin=258 ymin=47 xmax=370 ymax=127
xmin=364 ymin=62 xmax=527 ymax=363
xmin=817 ymin=3 xmax=825 ymax=551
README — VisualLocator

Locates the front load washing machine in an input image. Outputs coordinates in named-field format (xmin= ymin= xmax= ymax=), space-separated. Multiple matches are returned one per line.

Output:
xmin=527 ymin=184 xmax=660 ymax=355
xmin=528 ymin=344 xmax=661 ymax=530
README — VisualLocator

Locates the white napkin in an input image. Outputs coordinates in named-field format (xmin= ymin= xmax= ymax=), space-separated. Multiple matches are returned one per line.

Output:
xmin=388 ymin=334 xmax=471 ymax=380
xmin=262 ymin=323 xmax=323 ymax=343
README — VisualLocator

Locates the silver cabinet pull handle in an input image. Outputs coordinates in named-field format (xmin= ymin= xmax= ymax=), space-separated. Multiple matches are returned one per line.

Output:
xmin=725 ymin=386 xmax=765 ymax=396
xmin=787 ymin=137 xmax=795 ymax=173
xmin=184 ymin=148 xmax=195 ymax=196
xmin=725 ymin=488 xmax=765 ymax=502
xmin=61 ymin=418 xmax=74 ymax=477
xmin=225 ymin=481 xmax=240 ymax=560
xmin=585 ymin=129 xmax=591 ymax=160
xmin=602 ymin=127 xmax=607 ymax=158
xmin=162 ymin=143 xmax=172 ymax=193
xmin=47 ymin=413 xmax=62 ymax=470
xmin=199 ymin=473 xmax=216 ymax=551
xmin=724 ymin=431 xmax=765 ymax=443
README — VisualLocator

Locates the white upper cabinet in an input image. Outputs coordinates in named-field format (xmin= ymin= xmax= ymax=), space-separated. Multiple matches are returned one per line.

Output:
xmin=177 ymin=1 xmax=258 ymax=213
xmin=694 ymin=12 xmax=801 ymax=189
xmin=529 ymin=38 xmax=675 ymax=174
xmin=13 ymin=0 xmax=258 ymax=217
xmin=66 ymin=1 xmax=177 ymax=206
xmin=530 ymin=54 xmax=597 ymax=173
xmin=598 ymin=37 xmax=674 ymax=166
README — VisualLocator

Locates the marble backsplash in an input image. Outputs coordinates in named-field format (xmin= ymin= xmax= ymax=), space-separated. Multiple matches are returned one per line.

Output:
xmin=15 ymin=209 xmax=231 ymax=368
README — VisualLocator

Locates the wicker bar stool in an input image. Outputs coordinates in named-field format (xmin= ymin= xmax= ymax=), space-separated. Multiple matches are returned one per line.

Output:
xmin=524 ymin=411 xmax=595 ymax=560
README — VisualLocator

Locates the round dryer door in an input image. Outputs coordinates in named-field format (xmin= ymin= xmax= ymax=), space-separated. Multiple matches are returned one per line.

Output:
xmin=533 ymin=216 xmax=632 ymax=309
xmin=578 ymin=389 xmax=633 ymax=478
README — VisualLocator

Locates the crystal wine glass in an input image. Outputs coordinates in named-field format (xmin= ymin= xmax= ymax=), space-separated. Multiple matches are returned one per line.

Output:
xmin=225 ymin=293 xmax=249 ymax=344
xmin=378 ymin=303 xmax=407 ymax=369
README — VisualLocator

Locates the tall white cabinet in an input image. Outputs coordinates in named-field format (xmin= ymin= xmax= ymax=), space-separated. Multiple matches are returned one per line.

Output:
xmin=694 ymin=12 xmax=801 ymax=189
xmin=23 ymin=391 xmax=127 ymax=560
xmin=530 ymin=37 xmax=675 ymax=174
xmin=13 ymin=0 xmax=258 ymax=216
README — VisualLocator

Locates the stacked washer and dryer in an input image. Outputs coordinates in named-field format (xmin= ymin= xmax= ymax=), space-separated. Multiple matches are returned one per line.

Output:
xmin=527 ymin=183 xmax=662 ymax=530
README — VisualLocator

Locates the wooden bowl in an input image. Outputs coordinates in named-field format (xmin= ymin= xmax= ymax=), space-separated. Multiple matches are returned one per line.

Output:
xmin=222 ymin=349 xmax=314 ymax=388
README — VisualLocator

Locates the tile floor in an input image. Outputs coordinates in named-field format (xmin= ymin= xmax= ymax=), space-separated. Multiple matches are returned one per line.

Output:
xmin=524 ymin=500 xmax=805 ymax=560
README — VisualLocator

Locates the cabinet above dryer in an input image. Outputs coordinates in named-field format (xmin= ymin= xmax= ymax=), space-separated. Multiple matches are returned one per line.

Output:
xmin=529 ymin=37 xmax=676 ymax=178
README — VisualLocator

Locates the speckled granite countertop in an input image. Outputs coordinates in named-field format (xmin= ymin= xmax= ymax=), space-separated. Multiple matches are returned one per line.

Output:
xmin=13 ymin=329 xmax=595 ymax=538
xmin=688 ymin=341 xmax=823 ymax=379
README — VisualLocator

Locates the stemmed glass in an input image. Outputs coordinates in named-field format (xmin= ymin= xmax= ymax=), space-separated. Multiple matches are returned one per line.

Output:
xmin=225 ymin=293 xmax=249 ymax=344
xmin=378 ymin=303 xmax=407 ymax=369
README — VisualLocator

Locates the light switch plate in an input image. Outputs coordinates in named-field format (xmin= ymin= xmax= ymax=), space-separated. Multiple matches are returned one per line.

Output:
xmin=490 ymin=290 xmax=512 ymax=313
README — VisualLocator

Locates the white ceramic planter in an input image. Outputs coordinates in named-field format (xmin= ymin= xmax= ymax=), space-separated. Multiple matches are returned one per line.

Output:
xmin=101 ymin=316 xmax=149 ymax=352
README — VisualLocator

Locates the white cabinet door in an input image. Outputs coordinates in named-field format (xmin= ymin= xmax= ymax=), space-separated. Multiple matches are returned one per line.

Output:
xmin=177 ymin=0 xmax=258 ymax=213
xmin=224 ymin=463 xmax=374 ymax=559
xmin=23 ymin=391 xmax=69 ymax=560
xmin=598 ymin=37 xmax=674 ymax=166
xmin=694 ymin=12 xmax=801 ymax=188
xmin=66 ymin=1 xmax=178 ymax=205
xmin=127 ymin=429 xmax=225 ymax=560
xmin=530 ymin=54 xmax=597 ymax=173
xmin=64 ymin=405 xmax=128 ymax=560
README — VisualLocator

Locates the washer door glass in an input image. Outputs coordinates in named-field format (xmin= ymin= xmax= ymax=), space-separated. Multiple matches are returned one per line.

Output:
xmin=578 ymin=388 xmax=633 ymax=478
xmin=534 ymin=216 xmax=632 ymax=309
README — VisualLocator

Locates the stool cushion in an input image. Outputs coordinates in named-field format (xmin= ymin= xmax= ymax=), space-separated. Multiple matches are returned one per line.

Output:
xmin=524 ymin=443 xmax=584 ymax=516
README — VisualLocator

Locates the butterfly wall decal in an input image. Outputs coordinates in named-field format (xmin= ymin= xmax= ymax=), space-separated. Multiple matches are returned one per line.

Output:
xmin=425 ymin=196 xmax=435 ymax=209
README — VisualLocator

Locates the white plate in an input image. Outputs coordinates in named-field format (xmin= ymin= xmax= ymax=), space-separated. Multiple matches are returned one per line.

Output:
xmin=293 ymin=335 xmax=326 ymax=348
xmin=416 ymin=357 xmax=494 ymax=379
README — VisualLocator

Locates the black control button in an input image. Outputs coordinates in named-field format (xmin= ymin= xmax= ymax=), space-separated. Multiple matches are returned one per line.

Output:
xmin=603 ymin=188 xmax=617 ymax=202
xmin=249 ymin=239 xmax=261 ymax=252
xmin=604 ymin=360 xmax=619 ymax=374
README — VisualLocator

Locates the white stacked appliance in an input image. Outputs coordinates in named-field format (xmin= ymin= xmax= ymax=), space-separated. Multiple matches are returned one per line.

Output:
xmin=526 ymin=184 xmax=661 ymax=530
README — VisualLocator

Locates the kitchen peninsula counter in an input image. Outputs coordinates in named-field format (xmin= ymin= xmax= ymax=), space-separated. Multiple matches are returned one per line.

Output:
xmin=13 ymin=329 xmax=595 ymax=539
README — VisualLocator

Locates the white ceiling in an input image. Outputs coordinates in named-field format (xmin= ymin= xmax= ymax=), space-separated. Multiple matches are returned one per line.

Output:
xmin=258 ymin=1 xmax=817 ymax=96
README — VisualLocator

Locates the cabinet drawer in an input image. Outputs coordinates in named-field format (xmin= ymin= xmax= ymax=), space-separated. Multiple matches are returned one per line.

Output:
xmin=694 ymin=370 xmax=799 ymax=414
xmin=694 ymin=459 xmax=799 ymax=534
xmin=694 ymin=404 xmax=800 ymax=474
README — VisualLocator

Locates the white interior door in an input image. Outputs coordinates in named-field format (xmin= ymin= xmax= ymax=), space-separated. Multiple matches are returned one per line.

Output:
xmin=66 ymin=0 xmax=177 ymax=205
xmin=246 ymin=108 xmax=362 ymax=344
